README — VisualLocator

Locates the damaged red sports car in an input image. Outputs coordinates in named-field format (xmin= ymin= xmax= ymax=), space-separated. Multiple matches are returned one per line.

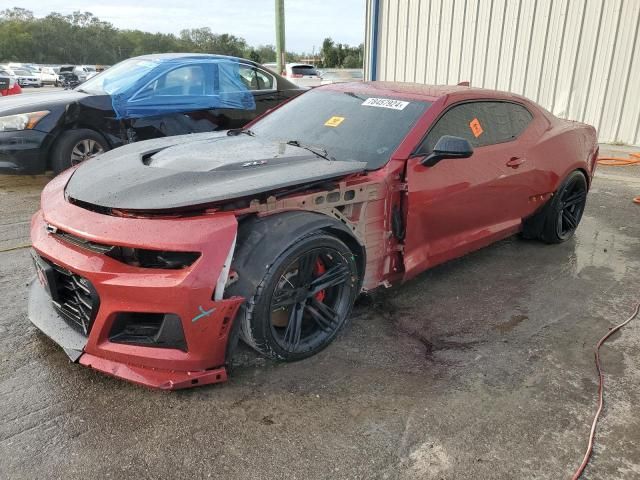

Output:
xmin=28 ymin=82 xmax=598 ymax=389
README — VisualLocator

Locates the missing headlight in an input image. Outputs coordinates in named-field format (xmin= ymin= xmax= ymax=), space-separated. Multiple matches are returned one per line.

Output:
xmin=106 ymin=247 xmax=200 ymax=269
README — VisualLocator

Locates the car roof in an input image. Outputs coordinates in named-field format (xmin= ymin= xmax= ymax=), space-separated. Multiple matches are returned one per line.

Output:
xmin=322 ymin=81 xmax=534 ymax=104
xmin=127 ymin=54 xmax=300 ymax=90
xmin=134 ymin=53 xmax=245 ymax=63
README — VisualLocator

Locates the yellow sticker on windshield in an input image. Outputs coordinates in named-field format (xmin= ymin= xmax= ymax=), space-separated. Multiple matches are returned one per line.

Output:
xmin=324 ymin=116 xmax=345 ymax=127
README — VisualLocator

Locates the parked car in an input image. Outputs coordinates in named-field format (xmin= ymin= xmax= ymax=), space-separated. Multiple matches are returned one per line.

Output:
xmin=39 ymin=67 xmax=61 ymax=86
xmin=57 ymin=66 xmax=81 ymax=89
xmin=27 ymin=82 xmax=598 ymax=389
xmin=0 ymin=69 xmax=22 ymax=96
xmin=283 ymin=63 xmax=322 ymax=87
xmin=13 ymin=68 xmax=42 ymax=87
xmin=0 ymin=53 xmax=304 ymax=174
xmin=73 ymin=65 xmax=98 ymax=82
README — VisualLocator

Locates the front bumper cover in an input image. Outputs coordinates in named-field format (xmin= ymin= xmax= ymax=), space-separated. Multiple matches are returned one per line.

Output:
xmin=28 ymin=170 xmax=244 ymax=390
xmin=0 ymin=129 xmax=48 ymax=174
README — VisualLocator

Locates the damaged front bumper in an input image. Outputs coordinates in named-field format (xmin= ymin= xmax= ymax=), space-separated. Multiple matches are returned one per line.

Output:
xmin=28 ymin=171 xmax=244 ymax=390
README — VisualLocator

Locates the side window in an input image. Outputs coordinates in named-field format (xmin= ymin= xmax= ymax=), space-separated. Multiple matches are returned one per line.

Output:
xmin=238 ymin=65 xmax=257 ymax=90
xmin=507 ymin=103 xmax=533 ymax=137
xmin=238 ymin=65 xmax=274 ymax=90
xmin=138 ymin=65 xmax=211 ymax=98
xmin=160 ymin=65 xmax=208 ymax=96
xmin=255 ymin=69 xmax=274 ymax=90
xmin=418 ymin=101 xmax=531 ymax=154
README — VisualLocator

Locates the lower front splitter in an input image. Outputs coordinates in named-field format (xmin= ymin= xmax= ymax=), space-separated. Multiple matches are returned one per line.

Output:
xmin=78 ymin=353 xmax=228 ymax=390
xmin=27 ymin=280 xmax=87 ymax=361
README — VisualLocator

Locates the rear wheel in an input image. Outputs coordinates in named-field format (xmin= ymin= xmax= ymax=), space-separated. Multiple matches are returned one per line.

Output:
xmin=233 ymin=233 xmax=359 ymax=361
xmin=539 ymin=170 xmax=588 ymax=243
xmin=50 ymin=129 xmax=108 ymax=174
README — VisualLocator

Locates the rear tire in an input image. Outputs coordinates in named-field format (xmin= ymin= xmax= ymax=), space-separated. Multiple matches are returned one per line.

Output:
xmin=535 ymin=170 xmax=588 ymax=244
xmin=229 ymin=232 xmax=359 ymax=361
xmin=50 ymin=129 xmax=108 ymax=174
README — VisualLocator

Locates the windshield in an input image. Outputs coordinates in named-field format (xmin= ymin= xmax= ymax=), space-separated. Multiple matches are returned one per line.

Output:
xmin=251 ymin=89 xmax=430 ymax=169
xmin=78 ymin=58 xmax=158 ymax=95
xmin=292 ymin=65 xmax=319 ymax=76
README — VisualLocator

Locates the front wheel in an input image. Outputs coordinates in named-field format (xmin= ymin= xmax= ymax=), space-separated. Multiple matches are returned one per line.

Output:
xmin=539 ymin=170 xmax=588 ymax=243
xmin=50 ymin=129 xmax=108 ymax=174
xmin=234 ymin=233 xmax=359 ymax=361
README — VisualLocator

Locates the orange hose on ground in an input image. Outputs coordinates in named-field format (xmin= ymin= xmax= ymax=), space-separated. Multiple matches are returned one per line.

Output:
xmin=596 ymin=152 xmax=640 ymax=203
xmin=570 ymin=303 xmax=640 ymax=480
xmin=597 ymin=153 xmax=640 ymax=166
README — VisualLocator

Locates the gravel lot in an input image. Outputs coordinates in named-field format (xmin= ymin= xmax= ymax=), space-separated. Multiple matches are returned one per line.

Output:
xmin=1 ymin=147 xmax=639 ymax=479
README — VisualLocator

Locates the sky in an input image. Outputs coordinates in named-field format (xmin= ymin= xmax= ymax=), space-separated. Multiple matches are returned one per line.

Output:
xmin=16 ymin=0 xmax=366 ymax=53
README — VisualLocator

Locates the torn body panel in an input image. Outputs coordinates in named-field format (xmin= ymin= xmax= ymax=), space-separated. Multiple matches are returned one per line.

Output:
xmin=29 ymin=170 xmax=245 ymax=389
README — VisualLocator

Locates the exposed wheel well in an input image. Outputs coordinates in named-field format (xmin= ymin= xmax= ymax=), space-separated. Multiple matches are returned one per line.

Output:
xmin=234 ymin=211 xmax=366 ymax=285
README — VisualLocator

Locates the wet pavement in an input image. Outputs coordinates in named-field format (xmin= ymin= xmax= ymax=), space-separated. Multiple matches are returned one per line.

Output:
xmin=1 ymin=154 xmax=639 ymax=479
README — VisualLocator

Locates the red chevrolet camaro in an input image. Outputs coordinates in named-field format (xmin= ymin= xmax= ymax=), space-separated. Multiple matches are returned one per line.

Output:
xmin=29 ymin=82 xmax=598 ymax=389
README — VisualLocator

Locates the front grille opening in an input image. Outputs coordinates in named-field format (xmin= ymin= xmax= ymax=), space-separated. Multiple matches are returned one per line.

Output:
xmin=53 ymin=229 xmax=114 ymax=254
xmin=49 ymin=263 xmax=100 ymax=335
xmin=109 ymin=313 xmax=187 ymax=351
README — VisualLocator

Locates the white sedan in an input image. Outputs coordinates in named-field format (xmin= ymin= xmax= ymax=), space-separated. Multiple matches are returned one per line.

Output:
xmin=13 ymin=68 xmax=42 ymax=87
xmin=39 ymin=67 xmax=60 ymax=86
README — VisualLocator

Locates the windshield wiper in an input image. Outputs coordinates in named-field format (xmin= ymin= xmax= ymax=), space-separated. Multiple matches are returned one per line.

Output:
xmin=227 ymin=128 xmax=255 ymax=137
xmin=286 ymin=140 xmax=336 ymax=162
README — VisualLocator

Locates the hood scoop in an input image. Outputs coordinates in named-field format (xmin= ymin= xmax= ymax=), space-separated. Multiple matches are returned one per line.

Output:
xmin=65 ymin=132 xmax=366 ymax=211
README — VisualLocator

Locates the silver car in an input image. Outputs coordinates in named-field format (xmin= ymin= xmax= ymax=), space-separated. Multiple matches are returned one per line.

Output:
xmin=13 ymin=68 xmax=42 ymax=87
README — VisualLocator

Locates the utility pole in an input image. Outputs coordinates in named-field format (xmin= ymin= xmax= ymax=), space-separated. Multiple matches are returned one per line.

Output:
xmin=275 ymin=0 xmax=286 ymax=75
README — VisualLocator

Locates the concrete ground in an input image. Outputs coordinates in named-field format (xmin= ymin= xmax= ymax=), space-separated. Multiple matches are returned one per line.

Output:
xmin=0 ymin=149 xmax=639 ymax=479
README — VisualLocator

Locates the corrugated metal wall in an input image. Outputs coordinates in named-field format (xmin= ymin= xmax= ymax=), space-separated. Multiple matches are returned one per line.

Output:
xmin=364 ymin=0 xmax=640 ymax=145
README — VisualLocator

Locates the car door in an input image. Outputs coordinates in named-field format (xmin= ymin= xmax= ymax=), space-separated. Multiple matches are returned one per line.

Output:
xmin=126 ymin=63 xmax=223 ymax=141
xmin=206 ymin=64 xmax=284 ymax=130
xmin=403 ymin=100 xmax=538 ymax=279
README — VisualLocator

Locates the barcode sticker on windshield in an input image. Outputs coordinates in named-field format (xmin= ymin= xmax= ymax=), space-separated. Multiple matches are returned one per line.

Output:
xmin=362 ymin=98 xmax=409 ymax=110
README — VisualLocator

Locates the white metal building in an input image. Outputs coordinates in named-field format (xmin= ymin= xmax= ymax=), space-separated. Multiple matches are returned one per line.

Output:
xmin=364 ymin=0 xmax=640 ymax=145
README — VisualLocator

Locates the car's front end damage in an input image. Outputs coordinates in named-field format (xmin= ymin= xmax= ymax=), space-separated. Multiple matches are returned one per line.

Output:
xmin=30 ymin=169 xmax=245 ymax=389
xmin=27 ymin=129 xmax=399 ymax=389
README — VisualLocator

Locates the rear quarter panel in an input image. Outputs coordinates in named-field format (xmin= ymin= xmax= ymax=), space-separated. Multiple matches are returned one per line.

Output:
xmin=527 ymin=116 xmax=598 ymax=193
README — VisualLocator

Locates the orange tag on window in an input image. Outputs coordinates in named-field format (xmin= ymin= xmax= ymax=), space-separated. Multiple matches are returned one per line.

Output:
xmin=469 ymin=118 xmax=484 ymax=138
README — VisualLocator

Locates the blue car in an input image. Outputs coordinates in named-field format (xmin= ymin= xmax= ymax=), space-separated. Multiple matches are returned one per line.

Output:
xmin=0 ymin=53 xmax=304 ymax=174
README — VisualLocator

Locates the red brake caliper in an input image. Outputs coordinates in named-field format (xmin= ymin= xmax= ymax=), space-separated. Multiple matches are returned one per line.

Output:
xmin=314 ymin=258 xmax=326 ymax=302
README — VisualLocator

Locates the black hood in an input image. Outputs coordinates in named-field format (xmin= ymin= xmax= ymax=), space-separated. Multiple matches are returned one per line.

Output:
xmin=0 ymin=90 xmax=89 ymax=115
xmin=65 ymin=132 xmax=367 ymax=211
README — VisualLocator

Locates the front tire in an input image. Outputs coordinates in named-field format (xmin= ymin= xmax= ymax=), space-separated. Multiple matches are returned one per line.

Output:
xmin=232 ymin=232 xmax=359 ymax=361
xmin=50 ymin=129 xmax=108 ymax=174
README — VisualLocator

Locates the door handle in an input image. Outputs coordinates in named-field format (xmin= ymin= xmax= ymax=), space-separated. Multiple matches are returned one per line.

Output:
xmin=506 ymin=157 xmax=526 ymax=168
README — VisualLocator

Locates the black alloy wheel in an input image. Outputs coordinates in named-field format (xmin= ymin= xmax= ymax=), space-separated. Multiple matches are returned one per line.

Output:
xmin=230 ymin=232 xmax=360 ymax=361
xmin=556 ymin=174 xmax=587 ymax=240
xmin=269 ymin=247 xmax=354 ymax=354
xmin=537 ymin=170 xmax=588 ymax=244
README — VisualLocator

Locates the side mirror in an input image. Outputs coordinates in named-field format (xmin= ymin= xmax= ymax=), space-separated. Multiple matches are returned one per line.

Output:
xmin=421 ymin=135 xmax=474 ymax=167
